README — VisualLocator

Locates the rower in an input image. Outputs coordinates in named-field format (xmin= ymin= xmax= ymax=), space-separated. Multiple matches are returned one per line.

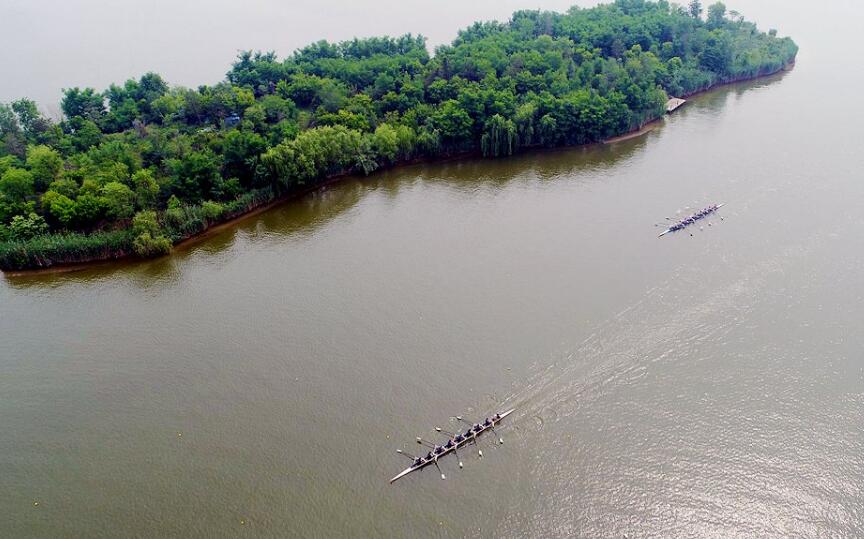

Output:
xmin=445 ymin=439 xmax=455 ymax=449
xmin=455 ymin=433 xmax=465 ymax=443
xmin=413 ymin=457 xmax=423 ymax=466
xmin=434 ymin=445 xmax=444 ymax=455
xmin=483 ymin=418 xmax=492 ymax=427
xmin=426 ymin=451 xmax=433 ymax=460
xmin=473 ymin=424 xmax=482 ymax=433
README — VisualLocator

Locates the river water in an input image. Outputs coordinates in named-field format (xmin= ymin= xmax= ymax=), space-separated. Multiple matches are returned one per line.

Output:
xmin=2 ymin=1 xmax=864 ymax=538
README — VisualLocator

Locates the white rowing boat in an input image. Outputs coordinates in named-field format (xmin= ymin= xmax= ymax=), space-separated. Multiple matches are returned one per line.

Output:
xmin=389 ymin=408 xmax=515 ymax=483
xmin=658 ymin=203 xmax=724 ymax=238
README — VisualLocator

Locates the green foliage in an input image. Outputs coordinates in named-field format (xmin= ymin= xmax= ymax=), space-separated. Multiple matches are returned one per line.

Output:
xmin=371 ymin=124 xmax=399 ymax=163
xmin=0 ymin=155 xmax=22 ymax=175
xmin=41 ymin=190 xmax=77 ymax=227
xmin=0 ymin=1 xmax=798 ymax=270
xmin=259 ymin=95 xmax=298 ymax=124
xmin=0 ymin=103 xmax=19 ymax=138
xmin=689 ymin=0 xmax=703 ymax=18
xmin=481 ymin=115 xmax=517 ymax=157
xmin=201 ymin=200 xmax=225 ymax=220
xmin=47 ymin=178 xmax=79 ymax=198
xmin=132 ymin=169 xmax=160 ymax=209
xmin=61 ymin=87 xmax=105 ymax=121
xmin=8 ymin=212 xmax=48 ymax=240
xmin=26 ymin=145 xmax=64 ymax=190
xmin=72 ymin=193 xmax=107 ymax=227
xmin=165 ymin=149 xmax=222 ymax=202
xmin=163 ymin=204 xmax=207 ymax=238
xmin=67 ymin=117 xmax=103 ymax=152
xmin=131 ymin=210 xmax=171 ymax=257
xmin=262 ymin=125 xmax=372 ymax=186
xmin=220 ymin=129 xmax=266 ymax=185
xmin=103 ymin=73 xmax=169 ymax=129
xmin=0 ymin=168 xmax=35 ymax=201
xmin=707 ymin=2 xmax=727 ymax=28
xmin=11 ymin=99 xmax=56 ymax=145
xmin=228 ymin=51 xmax=292 ymax=95
xmin=101 ymin=181 xmax=136 ymax=220
xmin=430 ymin=100 xmax=474 ymax=146
xmin=0 ymin=229 xmax=134 ymax=270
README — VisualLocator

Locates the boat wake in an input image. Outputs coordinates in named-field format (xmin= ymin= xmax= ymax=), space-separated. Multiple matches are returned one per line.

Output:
xmin=487 ymin=238 xmax=831 ymax=537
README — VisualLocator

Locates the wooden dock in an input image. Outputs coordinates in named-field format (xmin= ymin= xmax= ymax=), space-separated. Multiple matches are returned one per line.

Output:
xmin=666 ymin=98 xmax=687 ymax=113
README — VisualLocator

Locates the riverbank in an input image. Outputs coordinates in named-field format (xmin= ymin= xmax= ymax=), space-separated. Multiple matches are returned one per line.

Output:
xmin=1 ymin=62 xmax=795 ymax=275
xmin=603 ymin=62 xmax=794 ymax=145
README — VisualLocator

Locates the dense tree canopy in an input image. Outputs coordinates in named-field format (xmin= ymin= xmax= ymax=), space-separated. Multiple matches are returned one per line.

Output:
xmin=0 ymin=0 xmax=797 ymax=269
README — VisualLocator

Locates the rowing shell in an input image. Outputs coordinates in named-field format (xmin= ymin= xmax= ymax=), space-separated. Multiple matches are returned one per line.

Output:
xmin=389 ymin=408 xmax=515 ymax=484
xmin=658 ymin=203 xmax=724 ymax=238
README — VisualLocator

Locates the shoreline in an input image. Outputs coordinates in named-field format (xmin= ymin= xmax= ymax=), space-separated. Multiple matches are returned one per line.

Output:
xmin=603 ymin=62 xmax=795 ymax=145
xmin=2 ymin=62 xmax=794 ymax=277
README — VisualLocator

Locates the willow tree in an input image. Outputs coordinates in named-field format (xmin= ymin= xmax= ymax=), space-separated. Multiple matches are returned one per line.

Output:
xmin=481 ymin=114 xmax=517 ymax=158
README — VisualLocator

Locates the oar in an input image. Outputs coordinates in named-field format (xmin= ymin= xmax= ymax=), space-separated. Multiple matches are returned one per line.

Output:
xmin=452 ymin=446 xmax=464 ymax=468
xmin=465 ymin=431 xmax=483 ymax=457
xmin=487 ymin=423 xmax=504 ymax=445
xmin=396 ymin=449 xmax=417 ymax=460
xmin=455 ymin=415 xmax=473 ymax=426
xmin=432 ymin=458 xmax=446 ymax=480
xmin=455 ymin=416 xmax=478 ymax=437
xmin=416 ymin=437 xmax=436 ymax=449
xmin=434 ymin=427 xmax=464 ymax=467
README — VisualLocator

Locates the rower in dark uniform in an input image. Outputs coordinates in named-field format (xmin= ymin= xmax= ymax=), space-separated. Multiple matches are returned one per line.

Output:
xmin=413 ymin=457 xmax=423 ymax=466
xmin=445 ymin=439 xmax=454 ymax=449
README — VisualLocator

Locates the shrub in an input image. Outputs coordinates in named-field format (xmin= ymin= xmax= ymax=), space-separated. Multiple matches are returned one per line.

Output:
xmin=0 ymin=168 xmax=35 ymax=201
xmin=131 ymin=210 xmax=171 ymax=258
xmin=132 ymin=232 xmax=171 ymax=257
xmin=9 ymin=212 xmax=49 ymax=241
xmin=163 ymin=205 xmax=206 ymax=240
xmin=201 ymin=200 xmax=225 ymax=221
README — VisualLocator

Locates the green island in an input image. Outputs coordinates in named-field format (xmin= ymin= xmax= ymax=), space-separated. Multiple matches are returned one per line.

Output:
xmin=0 ymin=0 xmax=796 ymax=271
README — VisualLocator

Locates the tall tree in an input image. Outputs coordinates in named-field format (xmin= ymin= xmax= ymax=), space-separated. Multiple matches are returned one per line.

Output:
xmin=707 ymin=2 xmax=727 ymax=28
xmin=688 ymin=0 xmax=703 ymax=18
xmin=60 ymin=87 xmax=105 ymax=121
xmin=25 ymin=145 xmax=63 ymax=191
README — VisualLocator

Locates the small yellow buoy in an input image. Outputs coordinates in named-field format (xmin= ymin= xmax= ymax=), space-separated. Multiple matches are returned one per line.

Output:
xmin=33 ymin=501 xmax=39 ymax=507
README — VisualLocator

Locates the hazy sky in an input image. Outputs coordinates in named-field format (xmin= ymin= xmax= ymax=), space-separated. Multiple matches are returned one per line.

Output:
xmin=1 ymin=0 xmax=804 ymax=114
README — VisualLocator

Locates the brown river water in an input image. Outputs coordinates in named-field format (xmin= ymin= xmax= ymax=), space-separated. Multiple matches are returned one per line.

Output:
xmin=2 ymin=1 xmax=863 ymax=537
